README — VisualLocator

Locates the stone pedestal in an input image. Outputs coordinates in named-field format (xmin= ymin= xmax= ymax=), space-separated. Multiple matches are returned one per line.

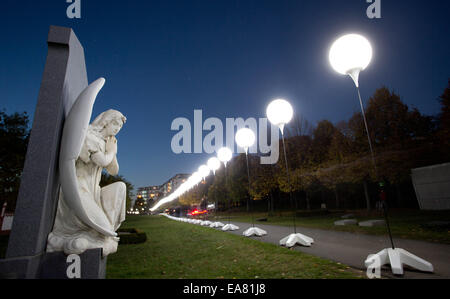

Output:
xmin=40 ymin=249 xmax=106 ymax=279
xmin=0 ymin=249 xmax=106 ymax=279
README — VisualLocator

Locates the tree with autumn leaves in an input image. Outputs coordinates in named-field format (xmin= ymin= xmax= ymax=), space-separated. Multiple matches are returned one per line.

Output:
xmin=184 ymin=82 xmax=450 ymax=212
xmin=0 ymin=110 xmax=136 ymax=213
xmin=437 ymin=79 xmax=450 ymax=158
xmin=0 ymin=111 xmax=29 ymax=212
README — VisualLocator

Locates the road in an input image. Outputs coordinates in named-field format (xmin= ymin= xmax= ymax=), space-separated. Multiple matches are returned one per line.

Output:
xmin=217 ymin=220 xmax=450 ymax=279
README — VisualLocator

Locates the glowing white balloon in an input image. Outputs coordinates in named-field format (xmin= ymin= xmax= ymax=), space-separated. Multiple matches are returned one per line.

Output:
xmin=217 ymin=147 xmax=232 ymax=167
xmin=191 ymin=171 xmax=202 ymax=184
xmin=207 ymin=157 xmax=221 ymax=175
xmin=329 ymin=34 xmax=372 ymax=87
xmin=150 ymin=170 xmax=205 ymax=212
xmin=198 ymin=165 xmax=210 ymax=179
xmin=266 ymin=99 xmax=293 ymax=134
xmin=235 ymin=128 xmax=255 ymax=153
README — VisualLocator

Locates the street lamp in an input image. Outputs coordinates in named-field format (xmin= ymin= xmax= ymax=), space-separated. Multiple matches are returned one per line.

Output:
xmin=267 ymin=99 xmax=314 ymax=247
xmin=330 ymin=33 xmax=433 ymax=275
xmin=235 ymin=128 xmax=267 ymax=237
xmin=217 ymin=147 xmax=239 ymax=231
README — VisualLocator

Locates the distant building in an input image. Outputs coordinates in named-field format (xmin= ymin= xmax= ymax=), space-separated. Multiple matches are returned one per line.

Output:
xmin=137 ymin=185 xmax=161 ymax=202
xmin=160 ymin=173 xmax=190 ymax=197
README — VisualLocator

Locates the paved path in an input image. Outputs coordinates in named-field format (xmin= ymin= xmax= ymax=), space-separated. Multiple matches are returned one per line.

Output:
xmin=217 ymin=221 xmax=450 ymax=279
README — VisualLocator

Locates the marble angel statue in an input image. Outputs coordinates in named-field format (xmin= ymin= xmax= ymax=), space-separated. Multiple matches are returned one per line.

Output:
xmin=47 ymin=78 xmax=127 ymax=257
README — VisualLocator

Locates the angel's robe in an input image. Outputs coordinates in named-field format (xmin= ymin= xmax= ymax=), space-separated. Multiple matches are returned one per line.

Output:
xmin=47 ymin=128 xmax=126 ymax=256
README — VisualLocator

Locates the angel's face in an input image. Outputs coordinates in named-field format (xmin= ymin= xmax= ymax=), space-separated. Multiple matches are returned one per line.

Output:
xmin=104 ymin=119 xmax=124 ymax=137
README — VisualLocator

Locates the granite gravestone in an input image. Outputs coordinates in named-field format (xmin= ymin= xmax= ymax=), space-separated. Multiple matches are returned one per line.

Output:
xmin=0 ymin=26 xmax=106 ymax=279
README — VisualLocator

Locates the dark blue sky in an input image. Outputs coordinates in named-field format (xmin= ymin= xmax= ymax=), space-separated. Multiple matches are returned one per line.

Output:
xmin=1 ymin=0 xmax=449 ymax=190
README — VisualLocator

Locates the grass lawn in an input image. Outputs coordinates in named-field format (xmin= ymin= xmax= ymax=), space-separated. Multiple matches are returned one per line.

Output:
xmin=106 ymin=215 xmax=365 ymax=279
xmin=215 ymin=209 xmax=450 ymax=244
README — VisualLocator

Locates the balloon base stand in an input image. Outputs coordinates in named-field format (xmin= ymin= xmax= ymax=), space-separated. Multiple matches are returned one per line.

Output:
xmin=222 ymin=224 xmax=239 ymax=231
xmin=243 ymin=227 xmax=267 ymax=237
xmin=210 ymin=222 xmax=225 ymax=228
xmin=280 ymin=233 xmax=314 ymax=247
xmin=365 ymin=248 xmax=433 ymax=276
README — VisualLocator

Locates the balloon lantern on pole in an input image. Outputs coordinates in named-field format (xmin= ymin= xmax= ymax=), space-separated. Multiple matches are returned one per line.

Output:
xmin=266 ymin=99 xmax=294 ymax=134
xmin=198 ymin=165 xmax=210 ymax=181
xmin=217 ymin=147 xmax=238 ymax=231
xmin=218 ymin=147 xmax=232 ymax=167
xmin=267 ymin=99 xmax=314 ymax=247
xmin=235 ymin=128 xmax=255 ymax=154
xmin=207 ymin=157 xmax=221 ymax=175
xmin=330 ymin=33 xmax=433 ymax=276
xmin=235 ymin=128 xmax=267 ymax=237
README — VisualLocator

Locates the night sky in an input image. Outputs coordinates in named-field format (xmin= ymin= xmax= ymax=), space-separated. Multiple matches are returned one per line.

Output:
xmin=1 ymin=0 xmax=449 ymax=190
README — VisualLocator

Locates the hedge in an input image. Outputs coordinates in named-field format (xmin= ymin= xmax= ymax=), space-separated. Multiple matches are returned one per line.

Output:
xmin=117 ymin=228 xmax=147 ymax=245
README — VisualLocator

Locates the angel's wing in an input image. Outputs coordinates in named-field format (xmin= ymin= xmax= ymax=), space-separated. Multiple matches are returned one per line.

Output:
xmin=59 ymin=77 xmax=117 ymax=237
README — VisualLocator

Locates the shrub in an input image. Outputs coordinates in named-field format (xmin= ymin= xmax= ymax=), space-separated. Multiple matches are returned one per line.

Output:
xmin=117 ymin=228 xmax=147 ymax=245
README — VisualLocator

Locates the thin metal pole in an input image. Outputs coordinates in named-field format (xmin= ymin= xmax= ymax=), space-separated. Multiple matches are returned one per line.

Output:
xmin=356 ymin=87 xmax=378 ymax=177
xmin=281 ymin=134 xmax=297 ymax=234
xmin=214 ymin=175 xmax=218 ymax=222
xmin=245 ymin=152 xmax=255 ymax=228
xmin=383 ymin=201 xmax=395 ymax=249
xmin=225 ymin=165 xmax=231 ymax=224
xmin=356 ymin=86 xmax=395 ymax=249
